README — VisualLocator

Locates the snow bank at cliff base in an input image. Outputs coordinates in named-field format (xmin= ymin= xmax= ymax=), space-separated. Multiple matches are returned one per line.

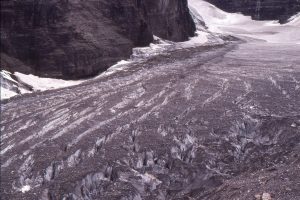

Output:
xmin=288 ymin=13 xmax=300 ymax=26
xmin=1 ymin=70 xmax=83 ymax=100
xmin=188 ymin=0 xmax=300 ymax=44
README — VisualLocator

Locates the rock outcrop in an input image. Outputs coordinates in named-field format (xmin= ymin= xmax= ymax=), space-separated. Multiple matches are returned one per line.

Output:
xmin=205 ymin=0 xmax=300 ymax=23
xmin=0 ymin=0 xmax=195 ymax=79
xmin=143 ymin=0 xmax=196 ymax=42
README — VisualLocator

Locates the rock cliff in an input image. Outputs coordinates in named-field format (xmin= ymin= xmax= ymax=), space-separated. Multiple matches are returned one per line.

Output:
xmin=205 ymin=0 xmax=300 ymax=23
xmin=144 ymin=0 xmax=196 ymax=42
xmin=0 ymin=0 xmax=195 ymax=79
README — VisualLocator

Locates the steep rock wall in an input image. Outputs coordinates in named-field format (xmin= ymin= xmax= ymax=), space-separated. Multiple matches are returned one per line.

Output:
xmin=0 ymin=0 xmax=195 ymax=79
xmin=144 ymin=0 xmax=196 ymax=42
xmin=205 ymin=0 xmax=300 ymax=23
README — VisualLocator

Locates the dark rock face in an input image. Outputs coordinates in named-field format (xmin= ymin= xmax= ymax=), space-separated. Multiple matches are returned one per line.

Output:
xmin=205 ymin=0 xmax=300 ymax=23
xmin=143 ymin=0 xmax=196 ymax=42
xmin=0 ymin=0 xmax=195 ymax=79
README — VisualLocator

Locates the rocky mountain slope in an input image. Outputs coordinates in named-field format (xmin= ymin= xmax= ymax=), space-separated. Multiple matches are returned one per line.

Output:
xmin=0 ymin=0 xmax=195 ymax=79
xmin=205 ymin=0 xmax=300 ymax=23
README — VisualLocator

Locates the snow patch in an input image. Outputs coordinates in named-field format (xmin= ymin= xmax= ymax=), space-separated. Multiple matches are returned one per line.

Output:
xmin=178 ymin=31 xmax=222 ymax=48
xmin=1 ymin=87 xmax=18 ymax=100
xmin=188 ymin=0 xmax=300 ymax=44
xmin=1 ymin=70 xmax=17 ymax=83
xmin=131 ymin=37 xmax=174 ymax=60
xmin=94 ymin=60 xmax=131 ymax=79
xmin=20 ymin=185 xmax=31 ymax=193
xmin=1 ymin=70 xmax=83 ymax=100
xmin=15 ymin=72 xmax=83 ymax=91
xmin=287 ymin=13 xmax=300 ymax=27
xmin=96 ymin=31 xmax=218 ymax=80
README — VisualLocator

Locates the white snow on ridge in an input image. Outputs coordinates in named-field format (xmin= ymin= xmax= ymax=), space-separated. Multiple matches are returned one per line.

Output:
xmin=122 ymin=30 xmax=217 ymax=64
xmin=288 ymin=13 xmax=300 ymax=26
xmin=94 ymin=60 xmax=132 ymax=79
xmin=1 ymin=70 xmax=83 ymax=100
xmin=1 ymin=70 xmax=22 ymax=99
xmin=188 ymin=0 xmax=300 ymax=44
xmin=15 ymin=72 xmax=83 ymax=91
xmin=1 ymin=86 xmax=18 ymax=100
xmin=189 ymin=0 xmax=253 ymax=33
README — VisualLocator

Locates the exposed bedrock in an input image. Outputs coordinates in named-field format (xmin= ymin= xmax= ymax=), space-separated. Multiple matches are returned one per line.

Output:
xmin=0 ymin=0 xmax=195 ymax=79
xmin=143 ymin=0 xmax=196 ymax=42
xmin=205 ymin=0 xmax=300 ymax=23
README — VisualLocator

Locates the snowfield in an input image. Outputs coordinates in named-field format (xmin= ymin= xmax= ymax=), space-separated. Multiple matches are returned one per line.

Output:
xmin=188 ymin=0 xmax=300 ymax=44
